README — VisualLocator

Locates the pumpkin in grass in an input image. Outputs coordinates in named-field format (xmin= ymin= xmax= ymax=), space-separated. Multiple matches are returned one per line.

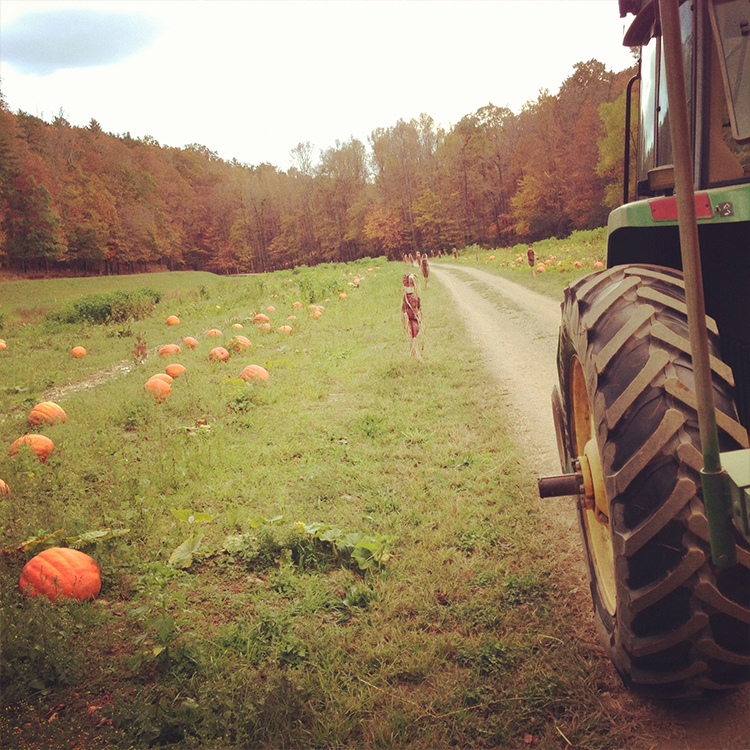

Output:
xmin=71 ymin=346 xmax=87 ymax=358
xmin=147 ymin=373 xmax=173 ymax=385
xmin=28 ymin=401 xmax=67 ymax=426
xmin=279 ymin=325 xmax=292 ymax=334
xmin=253 ymin=313 xmax=270 ymax=324
xmin=287 ymin=315 xmax=297 ymax=321
xmin=165 ymin=363 xmax=186 ymax=378
xmin=232 ymin=323 xmax=243 ymax=329
xmin=311 ymin=309 xmax=322 ymax=319
xmin=339 ymin=293 xmax=347 ymax=300
xmin=166 ymin=315 xmax=180 ymax=326
xmin=20 ymin=547 xmax=101 ymax=601
xmin=207 ymin=329 xmax=223 ymax=338
xmin=230 ymin=335 xmax=251 ymax=351
xmin=258 ymin=322 xmax=272 ymax=331
xmin=0 ymin=339 xmax=6 ymax=350
xmin=292 ymin=301 xmax=303 ymax=309
xmin=9 ymin=434 xmax=55 ymax=463
xmin=182 ymin=336 xmax=198 ymax=349
xmin=0 ymin=478 xmax=10 ymax=497
xmin=158 ymin=344 xmax=181 ymax=357
xmin=209 ymin=346 xmax=230 ymax=362
xmin=240 ymin=364 xmax=269 ymax=381
xmin=266 ymin=306 xmax=276 ymax=313
xmin=144 ymin=378 xmax=171 ymax=402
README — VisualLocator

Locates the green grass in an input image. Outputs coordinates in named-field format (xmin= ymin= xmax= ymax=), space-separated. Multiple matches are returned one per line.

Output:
xmin=447 ymin=228 xmax=608 ymax=300
xmin=0 ymin=256 xmax=654 ymax=749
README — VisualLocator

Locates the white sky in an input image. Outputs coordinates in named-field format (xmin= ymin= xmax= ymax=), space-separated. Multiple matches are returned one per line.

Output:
xmin=0 ymin=0 xmax=636 ymax=170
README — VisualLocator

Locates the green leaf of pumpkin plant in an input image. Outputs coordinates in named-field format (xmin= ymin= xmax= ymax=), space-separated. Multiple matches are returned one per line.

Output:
xmin=64 ymin=528 xmax=131 ymax=548
xmin=168 ymin=533 xmax=204 ymax=568
xmin=172 ymin=509 xmax=213 ymax=525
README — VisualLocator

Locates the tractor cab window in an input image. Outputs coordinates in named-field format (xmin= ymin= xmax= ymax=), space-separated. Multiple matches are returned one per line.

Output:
xmin=707 ymin=0 xmax=750 ymax=183
xmin=637 ymin=1 xmax=695 ymax=196
xmin=638 ymin=37 xmax=658 ymax=183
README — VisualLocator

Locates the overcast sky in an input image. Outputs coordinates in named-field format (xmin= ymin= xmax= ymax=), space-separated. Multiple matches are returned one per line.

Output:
xmin=0 ymin=0 xmax=636 ymax=170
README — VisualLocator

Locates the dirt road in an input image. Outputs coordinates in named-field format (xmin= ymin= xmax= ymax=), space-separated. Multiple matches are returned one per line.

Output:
xmin=432 ymin=263 xmax=749 ymax=750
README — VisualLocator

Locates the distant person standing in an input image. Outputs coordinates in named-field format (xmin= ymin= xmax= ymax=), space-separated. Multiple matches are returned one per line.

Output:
xmin=527 ymin=243 xmax=535 ymax=277
xmin=420 ymin=253 xmax=429 ymax=287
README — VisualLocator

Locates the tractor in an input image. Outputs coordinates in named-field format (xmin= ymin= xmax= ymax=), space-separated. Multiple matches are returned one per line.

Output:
xmin=538 ymin=0 xmax=750 ymax=698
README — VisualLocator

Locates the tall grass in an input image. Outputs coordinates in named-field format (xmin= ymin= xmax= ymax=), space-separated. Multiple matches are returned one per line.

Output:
xmin=0 ymin=259 xmax=655 ymax=749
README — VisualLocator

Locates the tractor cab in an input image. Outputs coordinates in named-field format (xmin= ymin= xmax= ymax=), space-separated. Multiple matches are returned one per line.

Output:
xmin=620 ymin=0 xmax=750 ymax=198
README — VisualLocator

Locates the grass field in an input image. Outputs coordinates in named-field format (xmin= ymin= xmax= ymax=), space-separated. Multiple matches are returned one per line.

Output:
xmin=450 ymin=228 xmax=607 ymax=299
xmin=0 ymin=248 xmax=654 ymax=749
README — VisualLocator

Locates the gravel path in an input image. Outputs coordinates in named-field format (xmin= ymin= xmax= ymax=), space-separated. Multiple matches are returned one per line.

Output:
xmin=432 ymin=262 xmax=750 ymax=750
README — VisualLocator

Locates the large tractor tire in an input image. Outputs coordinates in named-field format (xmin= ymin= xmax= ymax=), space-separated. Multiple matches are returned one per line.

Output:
xmin=557 ymin=264 xmax=750 ymax=698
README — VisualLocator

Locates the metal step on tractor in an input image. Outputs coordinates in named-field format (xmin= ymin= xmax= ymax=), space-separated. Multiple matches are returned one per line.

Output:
xmin=538 ymin=0 xmax=750 ymax=698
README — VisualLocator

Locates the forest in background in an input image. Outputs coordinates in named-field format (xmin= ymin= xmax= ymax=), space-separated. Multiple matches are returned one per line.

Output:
xmin=0 ymin=58 xmax=636 ymax=276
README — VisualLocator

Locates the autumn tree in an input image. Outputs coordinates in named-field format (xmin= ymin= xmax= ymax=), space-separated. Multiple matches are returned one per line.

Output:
xmin=364 ymin=207 xmax=406 ymax=259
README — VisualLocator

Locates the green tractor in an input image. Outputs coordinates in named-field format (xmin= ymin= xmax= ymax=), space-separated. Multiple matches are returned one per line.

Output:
xmin=538 ymin=0 xmax=750 ymax=697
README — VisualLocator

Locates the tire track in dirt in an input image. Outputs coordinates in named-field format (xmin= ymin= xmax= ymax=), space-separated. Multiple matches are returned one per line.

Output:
xmin=433 ymin=263 xmax=750 ymax=750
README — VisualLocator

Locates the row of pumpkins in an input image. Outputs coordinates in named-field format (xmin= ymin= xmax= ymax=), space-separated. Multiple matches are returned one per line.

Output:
xmin=4 ymin=270 xmax=379 ymax=601
xmin=1 ymin=400 xmax=101 ymax=600
xmin=142 ymin=307 xmax=293 ymax=401
xmin=4 ymin=299 xmax=338 ymax=601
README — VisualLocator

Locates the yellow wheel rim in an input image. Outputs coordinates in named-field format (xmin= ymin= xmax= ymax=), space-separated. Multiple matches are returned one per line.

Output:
xmin=570 ymin=357 xmax=617 ymax=617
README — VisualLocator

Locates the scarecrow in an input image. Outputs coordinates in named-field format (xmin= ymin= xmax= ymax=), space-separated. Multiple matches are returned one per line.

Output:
xmin=420 ymin=253 xmax=429 ymax=286
xmin=401 ymin=273 xmax=423 ymax=360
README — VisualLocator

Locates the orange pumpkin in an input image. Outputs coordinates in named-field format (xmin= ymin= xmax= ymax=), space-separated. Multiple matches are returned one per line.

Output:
xmin=230 ymin=335 xmax=251 ymax=351
xmin=19 ymin=547 xmax=101 ymax=601
xmin=292 ymin=301 xmax=303 ymax=309
xmin=253 ymin=313 xmax=270 ymax=324
xmin=166 ymin=315 xmax=180 ymax=326
xmin=182 ymin=336 xmax=199 ymax=349
xmin=71 ymin=346 xmax=86 ymax=358
xmin=0 ymin=339 xmax=6 ymax=350
xmin=311 ymin=310 xmax=322 ymax=319
xmin=147 ymin=373 xmax=173 ymax=385
xmin=232 ymin=323 xmax=243 ymax=329
xmin=287 ymin=315 xmax=297 ymax=321
xmin=593 ymin=261 xmax=605 ymax=269
xmin=0 ymin=478 xmax=10 ymax=497
xmin=28 ymin=402 xmax=67 ymax=426
xmin=144 ymin=378 xmax=171 ymax=402
xmin=279 ymin=325 xmax=292 ymax=334
xmin=158 ymin=344 xmax=182 ymax=357
xmin=266 ymin=306 xmax=276 ymax=313
xmin=165 ymin=363 xmax=186 ymax=378
xmin=9 ymin=434 xmax=55 ymax=463
xmin=339 ymin=293 xmax=347 ymax=300
xmin=209 ymin=346 xmax=230 ymax=362
xmin=258 ymin=323 xmax=271 ymax=331
xmin=207 ymin=329 xmax=223 ymax=338
xmin=240 ymin=364 xmax=269 ymax=382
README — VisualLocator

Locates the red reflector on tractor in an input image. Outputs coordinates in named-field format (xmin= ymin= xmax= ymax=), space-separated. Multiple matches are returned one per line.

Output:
xmin=649 ymin=193 xmax=713 ymax=221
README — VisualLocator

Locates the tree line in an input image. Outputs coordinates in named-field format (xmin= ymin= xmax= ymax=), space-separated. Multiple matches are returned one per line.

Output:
xmin=0 ymin=58 xmax=636 ymax=276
